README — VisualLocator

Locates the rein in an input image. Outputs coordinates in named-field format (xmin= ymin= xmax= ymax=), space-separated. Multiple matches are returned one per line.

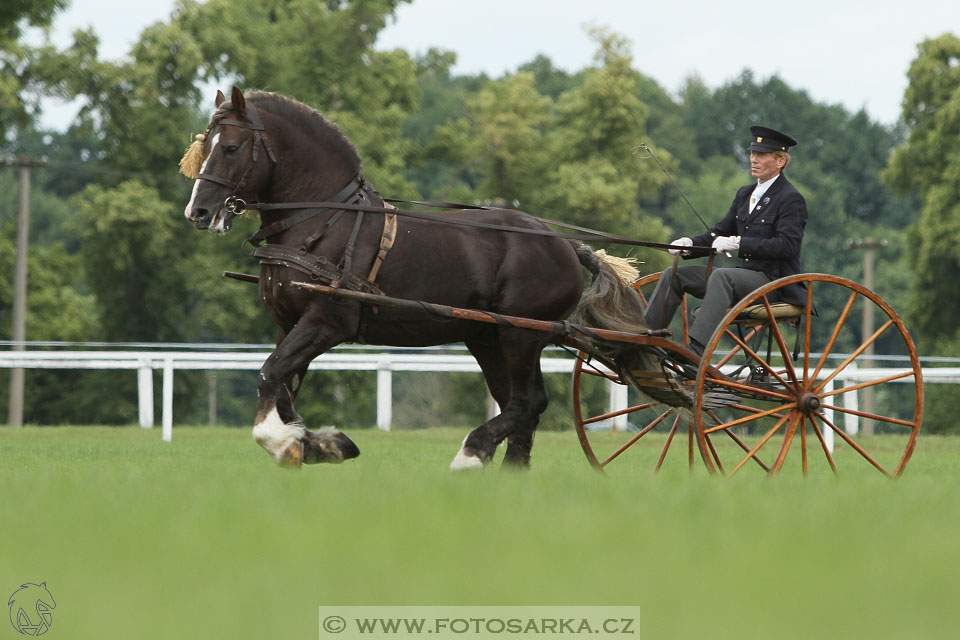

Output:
xmin=245 ymin=193 xmax=703 ymax=253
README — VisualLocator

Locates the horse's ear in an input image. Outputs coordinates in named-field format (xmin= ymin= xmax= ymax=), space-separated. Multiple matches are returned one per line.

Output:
xmin=231 ymin=87 xmax=246 ymax=117
xmin=215 ymin=90 xmax=226 ymax=107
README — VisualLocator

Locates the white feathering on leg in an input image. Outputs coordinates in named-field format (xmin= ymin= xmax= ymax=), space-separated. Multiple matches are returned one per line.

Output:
xmin=253 ymin=408 xmax=306 ymax=462
xmin=449 ymin=435 xmax=484 ymax=471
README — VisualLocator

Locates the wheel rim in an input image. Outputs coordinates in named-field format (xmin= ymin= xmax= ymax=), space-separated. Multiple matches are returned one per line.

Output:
xmin=573 ymin=355 xmax=693 ymax=471
xmin=694 ymin=274 xmax=923 ymax=477
xmin=571 ymin=272 xmax=694 ymax=472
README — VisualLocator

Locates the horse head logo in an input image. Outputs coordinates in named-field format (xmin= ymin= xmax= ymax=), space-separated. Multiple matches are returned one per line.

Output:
xmin=8 ymin=582 xmax=56 ymax=636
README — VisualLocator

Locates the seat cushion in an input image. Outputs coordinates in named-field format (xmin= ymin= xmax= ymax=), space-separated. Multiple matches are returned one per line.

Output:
xmin=737 ymin=302 xmax=804 ymax=320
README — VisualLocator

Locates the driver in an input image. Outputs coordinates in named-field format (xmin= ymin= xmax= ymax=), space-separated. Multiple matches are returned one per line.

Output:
xmin=643 ymin=126 xmax=808 ymax=356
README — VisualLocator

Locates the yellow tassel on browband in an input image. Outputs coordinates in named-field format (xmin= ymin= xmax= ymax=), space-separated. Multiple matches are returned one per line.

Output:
xmin=178 ymin=133 xmax=206 ymax=179
xmin=594 ymin=249 xmax=641 ymax=285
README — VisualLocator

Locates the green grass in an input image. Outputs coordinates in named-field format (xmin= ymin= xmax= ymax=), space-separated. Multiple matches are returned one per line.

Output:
xmin=2 ymin=426 xmax=960 ymax=639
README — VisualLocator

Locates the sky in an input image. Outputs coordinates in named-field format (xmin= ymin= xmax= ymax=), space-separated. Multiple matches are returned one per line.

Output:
xmin=27 ymin=0 xmax=960 ymax=129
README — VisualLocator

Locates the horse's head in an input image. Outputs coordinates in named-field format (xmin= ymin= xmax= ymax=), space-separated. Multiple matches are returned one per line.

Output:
xmin=182 ymin=87 xmax=276 ymax=232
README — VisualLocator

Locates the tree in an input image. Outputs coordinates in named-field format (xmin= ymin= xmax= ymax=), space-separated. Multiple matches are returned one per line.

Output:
xmin=517 ymin=54 xmax=581 ymax=100
xmin=431 ymin=71 xmax=551 ymax=202
xmin=69 ymin=180 xmax=192 ymax=342
xmin=883 ymin=34 xmax=960 ymax=342
xmin=534 ymin=28 xmax=671 ymax=270
xmin=0 ymin=0 xmax=67 ymax=139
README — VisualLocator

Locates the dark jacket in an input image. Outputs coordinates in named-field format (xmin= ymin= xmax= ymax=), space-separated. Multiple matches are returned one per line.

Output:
xmin=688 ymin=173 xmax=808 ymax=305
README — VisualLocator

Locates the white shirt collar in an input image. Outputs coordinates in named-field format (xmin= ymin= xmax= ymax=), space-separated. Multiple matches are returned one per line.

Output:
xmin=749 ymin=173 xmax=780 ymax=212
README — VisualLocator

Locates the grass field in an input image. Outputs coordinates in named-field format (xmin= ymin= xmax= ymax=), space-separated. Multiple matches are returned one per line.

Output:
xmin=3 ymin=425 xmax=960 ymax=639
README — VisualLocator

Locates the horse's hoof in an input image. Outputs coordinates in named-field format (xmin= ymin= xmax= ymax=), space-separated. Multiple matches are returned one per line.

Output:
xmin=253 ymin=408 xmax=307 ymax=467
xmin=301 ymin=427 xmax=360 ymax=464
xmin=277 ymin=440 xmax=304 ymax=469
xmin=450 ymin=451 xmax=484 ymax=471
xmin=450 ymin=437 xmax=485 ymax=471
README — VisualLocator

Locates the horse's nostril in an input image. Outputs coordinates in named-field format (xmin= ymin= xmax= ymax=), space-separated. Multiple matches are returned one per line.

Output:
xmin=192 ymin=207 xmax=209 ymax=228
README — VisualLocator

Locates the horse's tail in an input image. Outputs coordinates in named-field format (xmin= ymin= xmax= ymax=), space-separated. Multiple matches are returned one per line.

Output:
xmin=570 ymin=241 xmax=649 ymax=334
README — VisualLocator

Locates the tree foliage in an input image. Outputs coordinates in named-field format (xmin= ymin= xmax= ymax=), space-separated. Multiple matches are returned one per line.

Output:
xmin=0 ymin=0 xmax=68 ymax=134
xmin=883 ymin=34 xmax=960 ymax=342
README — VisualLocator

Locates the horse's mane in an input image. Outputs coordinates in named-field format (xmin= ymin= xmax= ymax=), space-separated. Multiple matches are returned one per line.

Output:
xmin=242 ymin=90 xmax=362 ymax=166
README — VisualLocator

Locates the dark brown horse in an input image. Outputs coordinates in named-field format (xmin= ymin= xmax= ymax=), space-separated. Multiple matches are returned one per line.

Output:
xmin=183 ymin=87 xmax=644 ymax=469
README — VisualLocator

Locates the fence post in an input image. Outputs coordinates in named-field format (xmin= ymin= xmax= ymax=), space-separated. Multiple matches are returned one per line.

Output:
xmin=842 ymin=364 xmax=859 ymax=435
xmin=137 ymin=363 xmax=154 ymax=428
xmin=608 ymin=379 xmax=629 ymax=431
xmin=162 ymin=358 xmax=174 ymax=442
xmin=377 ymin=357 xmax=392 ymax=431
xmin=822 ymin=378 xmax=835 ymax=454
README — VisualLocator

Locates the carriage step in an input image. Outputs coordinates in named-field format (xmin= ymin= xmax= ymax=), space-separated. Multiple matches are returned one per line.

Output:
xmin=622 ymin=369 xmax=740 ymax=410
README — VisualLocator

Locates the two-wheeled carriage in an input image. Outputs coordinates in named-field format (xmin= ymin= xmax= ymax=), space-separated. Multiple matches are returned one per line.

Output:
xmin=287 ymin=264 xmax=923 ymax=477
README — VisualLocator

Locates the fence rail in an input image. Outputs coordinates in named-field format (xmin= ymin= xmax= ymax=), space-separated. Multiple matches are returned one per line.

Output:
xmin=3 ymin=349 xmax=958 ymax=444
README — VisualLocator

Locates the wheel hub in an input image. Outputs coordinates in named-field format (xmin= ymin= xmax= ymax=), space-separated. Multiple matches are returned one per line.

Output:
xmin=798 ymin=391 xmax=821 ymax=413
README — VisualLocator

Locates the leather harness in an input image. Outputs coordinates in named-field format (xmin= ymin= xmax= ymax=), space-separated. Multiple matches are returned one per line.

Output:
xmin=195 ymin=103 xmax=397 ymax=296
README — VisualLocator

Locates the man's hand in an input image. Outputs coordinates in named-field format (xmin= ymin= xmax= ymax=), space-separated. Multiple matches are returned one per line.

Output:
xmin=711 ymin=236 xmax=740 ymax=254
xmin=668 ymin=237 xmax=693 ymax=255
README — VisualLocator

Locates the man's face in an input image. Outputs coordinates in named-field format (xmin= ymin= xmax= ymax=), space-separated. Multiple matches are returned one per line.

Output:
xmin=750 ymin=151 xmax=785 ymax=181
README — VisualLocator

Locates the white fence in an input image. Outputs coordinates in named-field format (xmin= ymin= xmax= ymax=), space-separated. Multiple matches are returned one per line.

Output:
xmin=0 ymin=348 xmax=574 ymax=440
xmin=2 ymin=348 xmax=958 ymax=445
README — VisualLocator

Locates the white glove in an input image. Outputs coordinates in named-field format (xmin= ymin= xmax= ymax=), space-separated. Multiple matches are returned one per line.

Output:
xmin=668 ymin=237 xmax=693 ymax=255
xmin=711 ymin=236 xmax=740 ymax=254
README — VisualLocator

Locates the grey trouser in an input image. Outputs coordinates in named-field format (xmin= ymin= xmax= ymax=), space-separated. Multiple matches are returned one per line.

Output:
xmin=643 ymin=266 xmax=772 ymax=346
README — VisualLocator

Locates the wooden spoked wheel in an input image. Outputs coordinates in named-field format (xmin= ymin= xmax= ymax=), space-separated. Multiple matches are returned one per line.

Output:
xmin=693 ymin=274 xmax=923 ymax=477
xmin=572 ymin=272 xmax=695 ymax=472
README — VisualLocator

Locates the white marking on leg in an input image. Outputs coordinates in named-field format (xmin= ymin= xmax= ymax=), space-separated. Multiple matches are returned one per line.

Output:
xmin=450 ymin=435 xmax=484 ymax=471
xmin=183 ymin=132 xmax=220 ymax=219
xmin=253 ymin=407 xmax=306 ymax=463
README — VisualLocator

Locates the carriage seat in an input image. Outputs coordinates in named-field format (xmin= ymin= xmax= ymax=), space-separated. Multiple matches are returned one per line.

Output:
xmin=735 ymin=302 xmax=804 ymax=322
xmin=691 ymin=301 xmax=805 ymax=322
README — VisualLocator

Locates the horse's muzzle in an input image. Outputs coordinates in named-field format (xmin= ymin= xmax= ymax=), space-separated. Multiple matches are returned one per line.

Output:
xmin=189 ymin=206 xmax=232 ymax=233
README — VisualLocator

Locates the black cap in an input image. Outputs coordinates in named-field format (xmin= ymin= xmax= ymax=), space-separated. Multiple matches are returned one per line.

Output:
xmin=747 ymin=126 xmax=798 ymax=153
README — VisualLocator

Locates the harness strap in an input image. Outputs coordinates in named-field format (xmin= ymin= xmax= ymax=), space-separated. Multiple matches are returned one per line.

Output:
xmin=254 ymin=174 xmax=364 ymax=213
xmin=195 ymin=172 xmax=238 ymax=189
xmin=367 ymin=208 xmax=397 ymax=284
xmin=339 ymin=209 xmax=365 ymax=286
xmin=246 ymin=174 xmax=364 ymax=245
xmin=253 ymin=246 xmax=341 ymax=282
xmin=253 ymin=245 xmax=385 ymax=295
xmin=301 ymin=211 xmax=346 ymax=253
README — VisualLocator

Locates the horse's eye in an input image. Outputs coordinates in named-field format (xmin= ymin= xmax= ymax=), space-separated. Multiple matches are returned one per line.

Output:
xmin=224 ymin=144 xmax=239 ymax=154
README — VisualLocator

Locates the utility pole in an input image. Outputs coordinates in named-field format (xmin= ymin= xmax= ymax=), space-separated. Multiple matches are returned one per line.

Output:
xmin=5 ymin=154 xmax=45 ymax=427
xmin=848 ymin=237 xmax=887 ymax=436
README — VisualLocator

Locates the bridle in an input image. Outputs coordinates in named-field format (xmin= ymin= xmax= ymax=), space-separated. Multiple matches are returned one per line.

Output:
xmin=195 ymin=103 xmax=278 ymax=216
